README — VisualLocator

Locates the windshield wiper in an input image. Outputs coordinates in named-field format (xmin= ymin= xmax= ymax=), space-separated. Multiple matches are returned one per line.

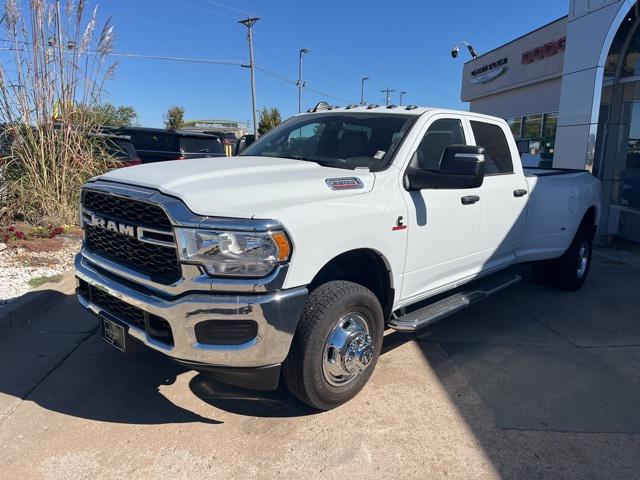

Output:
xmin=283 ymin=155 xmax=354 ymax=170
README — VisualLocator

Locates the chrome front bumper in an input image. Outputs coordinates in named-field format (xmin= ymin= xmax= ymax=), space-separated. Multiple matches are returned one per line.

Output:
xmin=75 ymin=253 xmax=308 ymax=368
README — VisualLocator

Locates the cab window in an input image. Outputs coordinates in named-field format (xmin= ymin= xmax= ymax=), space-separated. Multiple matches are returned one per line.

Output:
xmin=414 ymin=119 xmax=466 ymax=170
xmin=470 ymin=121 xmax=513 ymax=175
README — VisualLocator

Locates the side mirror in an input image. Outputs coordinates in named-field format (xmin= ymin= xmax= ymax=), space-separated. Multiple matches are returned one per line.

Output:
xmin=405 ymin=145 xmax=485 ymax=190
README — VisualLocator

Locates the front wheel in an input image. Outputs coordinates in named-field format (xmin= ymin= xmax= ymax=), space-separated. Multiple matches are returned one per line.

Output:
xmin=283 ymin=281 xmax=384 ymax=411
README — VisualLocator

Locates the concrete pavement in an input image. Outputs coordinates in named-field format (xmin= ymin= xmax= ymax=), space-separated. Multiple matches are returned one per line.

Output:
xmin=1 ymin=247 xmax=639 ymax=479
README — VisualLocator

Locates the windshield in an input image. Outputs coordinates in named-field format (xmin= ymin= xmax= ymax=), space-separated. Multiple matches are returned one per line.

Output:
xmin=240 ymin=113 xmax=414 ymax=171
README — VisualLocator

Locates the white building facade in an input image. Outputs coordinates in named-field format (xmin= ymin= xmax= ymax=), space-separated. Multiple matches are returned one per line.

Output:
xmin=462 ymin=0 xmax=640 ymax=242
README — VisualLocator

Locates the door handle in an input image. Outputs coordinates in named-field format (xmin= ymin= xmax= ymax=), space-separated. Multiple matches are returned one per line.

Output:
xmin=514 ymin=189 xmax=528 ymax=197
xmin=461 ymin=195 xmax=480 ymax=205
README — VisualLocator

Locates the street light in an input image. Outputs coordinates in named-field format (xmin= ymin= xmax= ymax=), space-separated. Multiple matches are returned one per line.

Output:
xmin=239 ymin=17 xmax=260 ymax=137
xmin=297 ymin=48 xmax=310 ymax=114
xmin=360 ymin=77 xmax=369 ymax=105
xmin=399 ymin=91 xmax=407 ymax=106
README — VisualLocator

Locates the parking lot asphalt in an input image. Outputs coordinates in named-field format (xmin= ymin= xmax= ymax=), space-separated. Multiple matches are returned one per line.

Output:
xmin=1 ymin=247 xmax=639 ymax=480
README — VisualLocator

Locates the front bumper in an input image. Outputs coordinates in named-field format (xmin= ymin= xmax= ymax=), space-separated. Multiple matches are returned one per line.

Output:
xmin=75 ymin=253 xmax=308 ymax=368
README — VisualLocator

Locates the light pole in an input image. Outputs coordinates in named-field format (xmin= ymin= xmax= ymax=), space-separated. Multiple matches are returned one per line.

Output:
xmin=297 ymin=48 xmax=310 ymax=114
xmin=239 ymin=17 xmax=260 ymax=138
xmin=360 ymin=77 xmax=369 ymax=105
xmin=399 ymin=91 xmax=407 ymax=105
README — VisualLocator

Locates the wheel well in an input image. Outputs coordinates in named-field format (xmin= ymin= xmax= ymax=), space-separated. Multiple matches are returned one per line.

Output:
xmin=581 ymin=206 xmax=598 ymax=238
xmin=309 ymin=249 xmax=394 ymax=319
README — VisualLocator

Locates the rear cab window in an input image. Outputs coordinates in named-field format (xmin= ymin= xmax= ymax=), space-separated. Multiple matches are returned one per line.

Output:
xmin=130 ymin=132 xmax=179 ymax=152
xmin=469 ymin=120 xmax=513 ymax=175
xmin=180 ymin=136 xmax=224 ymax=154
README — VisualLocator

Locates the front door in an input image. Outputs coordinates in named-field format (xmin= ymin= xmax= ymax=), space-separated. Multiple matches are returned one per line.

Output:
xmin=400 ymin=115 xmax=484 ymax=303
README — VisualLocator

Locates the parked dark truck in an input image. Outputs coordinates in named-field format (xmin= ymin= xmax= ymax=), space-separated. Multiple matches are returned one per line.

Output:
xmin=75 ymin=105 xmax=601 ymax=410
xmin=117 ymin=127 xmax=225 ymax=163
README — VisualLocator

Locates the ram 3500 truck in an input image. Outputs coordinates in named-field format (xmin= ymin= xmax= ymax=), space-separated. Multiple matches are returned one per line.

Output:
xmin=75 ymin=105 xmax=601 ymax=410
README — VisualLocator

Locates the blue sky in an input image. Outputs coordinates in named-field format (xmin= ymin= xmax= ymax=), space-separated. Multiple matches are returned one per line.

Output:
xmin=96 ymin=0 xmax=569 ymax=128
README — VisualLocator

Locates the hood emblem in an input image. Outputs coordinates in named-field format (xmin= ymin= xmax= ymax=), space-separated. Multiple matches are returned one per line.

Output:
xmin=325 ymin=177 xmax=364 ymax=191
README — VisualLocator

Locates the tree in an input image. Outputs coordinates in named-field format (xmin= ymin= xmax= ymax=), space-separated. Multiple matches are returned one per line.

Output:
xmin=86 ymin=103 xmax=139 ymax=127
xmin=258 ymin=107 xmax=282 ymax=135
xmin=164 ymin=105 xmax=185 ymax=130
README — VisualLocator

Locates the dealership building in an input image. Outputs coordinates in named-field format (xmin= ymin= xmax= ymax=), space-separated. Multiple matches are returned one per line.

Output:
xmin=461 ymin=0 xmax=640 ymax=242
xmin=181 ymin=119 xmax=248 ymax=137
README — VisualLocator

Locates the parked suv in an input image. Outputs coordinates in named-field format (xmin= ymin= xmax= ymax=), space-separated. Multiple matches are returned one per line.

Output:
xmin=117 ymin=127 xmax=225 ymax=163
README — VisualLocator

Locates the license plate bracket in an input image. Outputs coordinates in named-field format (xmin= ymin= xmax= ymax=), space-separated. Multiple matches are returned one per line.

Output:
xmin=100 ymin=315 xmax=128 ymax=352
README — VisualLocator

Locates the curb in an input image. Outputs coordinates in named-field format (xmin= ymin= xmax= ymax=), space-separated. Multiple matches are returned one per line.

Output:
xmin=0 ymin=270 xmax=76 ymax=336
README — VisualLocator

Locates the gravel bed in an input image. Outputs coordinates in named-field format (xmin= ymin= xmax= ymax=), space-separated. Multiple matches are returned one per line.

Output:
xmin=0 ymin=236 xmax=81 ymax=307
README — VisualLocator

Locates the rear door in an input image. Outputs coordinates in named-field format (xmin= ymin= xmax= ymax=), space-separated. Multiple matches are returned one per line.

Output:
xmin=467 ymin=118 xmax=529 ymax=270
xmin=400 ymin=114 xmax=484 ymax=302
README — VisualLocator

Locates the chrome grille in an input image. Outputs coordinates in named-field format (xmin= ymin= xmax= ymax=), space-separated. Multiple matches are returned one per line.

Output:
xmin=82 ymin=189 xmax=181 ymax=284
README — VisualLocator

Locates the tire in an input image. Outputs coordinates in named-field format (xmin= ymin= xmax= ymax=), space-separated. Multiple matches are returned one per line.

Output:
xmin=532 ymin=225 xmax=594 ymax=291
xmin=283 ymin=280 xmax=384 ymax=411
xmin=553 ymin=225 xmax=594 ymax=291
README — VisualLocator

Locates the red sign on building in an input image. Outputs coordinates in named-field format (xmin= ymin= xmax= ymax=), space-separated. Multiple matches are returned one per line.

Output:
xmin=522 ymin=37 xmax=567 ymax=64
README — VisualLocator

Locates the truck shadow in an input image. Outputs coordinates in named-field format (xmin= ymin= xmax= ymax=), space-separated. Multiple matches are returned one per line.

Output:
xmin=189 ymin=375 xmax=316 ymax=418
xmin=380 ymin=254 xmax=640 ymax=477
xmin=0 ymin=293 xmax=222 ymax=426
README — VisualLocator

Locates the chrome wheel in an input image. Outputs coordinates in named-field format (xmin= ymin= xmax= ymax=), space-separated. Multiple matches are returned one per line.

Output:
xmin=322 ymin=312 xmax=374 ymax=387
xmin=576 ymin=241 xmax=590 ymax=279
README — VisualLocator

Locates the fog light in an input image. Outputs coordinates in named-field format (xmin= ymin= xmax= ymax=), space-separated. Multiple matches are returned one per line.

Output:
xmin=194 ymin=320 xmax=258 ymax=346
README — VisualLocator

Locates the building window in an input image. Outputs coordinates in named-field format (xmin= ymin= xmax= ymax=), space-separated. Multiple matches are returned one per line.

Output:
xmin=523 ymin=114 xmax=543 ymax=139
xmin=509 ymin=112 xmax=557 ymax=168
xmin=543 ymin=113 xmax=558 ymax=138
xmin=507 ymin=117 xmax=522 ymax=139
xmin=623 ymin=101 xmax=640 ymax=209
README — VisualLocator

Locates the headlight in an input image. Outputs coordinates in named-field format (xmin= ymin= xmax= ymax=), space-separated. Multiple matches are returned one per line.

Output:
xmin=175 ymin=228 xmax=291 ymax=278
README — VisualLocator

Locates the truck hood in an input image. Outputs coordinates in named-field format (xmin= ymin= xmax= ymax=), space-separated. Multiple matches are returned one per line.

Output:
xmin=98 ymin=156 xmax=375 ymax=218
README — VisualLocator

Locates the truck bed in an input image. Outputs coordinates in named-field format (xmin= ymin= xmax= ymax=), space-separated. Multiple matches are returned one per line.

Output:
xmin=524 ymin=167 xmax=590 ymax=177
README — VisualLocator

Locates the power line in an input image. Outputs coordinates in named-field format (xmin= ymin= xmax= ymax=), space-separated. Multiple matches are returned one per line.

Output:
xmin=108 ymin=51 xmax=245 ymax=66
xmin=0 ymin=43 xmax=245 ymax=65
xmin=254 ymin=65 xmax=354 ymax=104
xmin=0 ymin=43 xmax=356 ymax=106
xmin=167 ymin=0 xmax=238 ymax=20
xmin=199 ymin=0 xmax=249 ymax=15
xmin=117 ymin=17 xmax=237 ymax=38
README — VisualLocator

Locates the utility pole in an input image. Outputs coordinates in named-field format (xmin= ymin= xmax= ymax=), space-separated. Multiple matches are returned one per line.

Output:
xmin=239 ymin=17 xmax=260 ymax=138
xmin=381 ymin=87 xmax=395 ymax=106
xmin=360 ymin=77 xmax=369 ymax=105
xmin=399 ymin=91 xmax=407 ymax=106
xmin=297 ymin=48 xmax=310 ymax=114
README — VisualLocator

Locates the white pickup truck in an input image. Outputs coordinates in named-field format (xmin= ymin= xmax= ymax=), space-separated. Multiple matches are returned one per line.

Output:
xmin=75 ymin=104 xmax=601 ymax=410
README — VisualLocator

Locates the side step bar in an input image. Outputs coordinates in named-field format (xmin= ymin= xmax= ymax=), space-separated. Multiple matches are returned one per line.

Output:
xmin=388 ymin=273 xmax=521 ymax=332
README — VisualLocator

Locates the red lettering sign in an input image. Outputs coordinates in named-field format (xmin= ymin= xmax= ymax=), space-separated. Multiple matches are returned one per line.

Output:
xmin=522 ymin=36 xmax=566 ymax=64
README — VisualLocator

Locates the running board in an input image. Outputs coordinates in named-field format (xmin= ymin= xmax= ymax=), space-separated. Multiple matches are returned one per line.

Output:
xmin=388 ymin=273 xmax=521 ymax=332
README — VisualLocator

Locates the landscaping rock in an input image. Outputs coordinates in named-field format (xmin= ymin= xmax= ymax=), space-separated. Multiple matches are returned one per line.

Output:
xmin=0 ymin=236 xmax=80 ymax=306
